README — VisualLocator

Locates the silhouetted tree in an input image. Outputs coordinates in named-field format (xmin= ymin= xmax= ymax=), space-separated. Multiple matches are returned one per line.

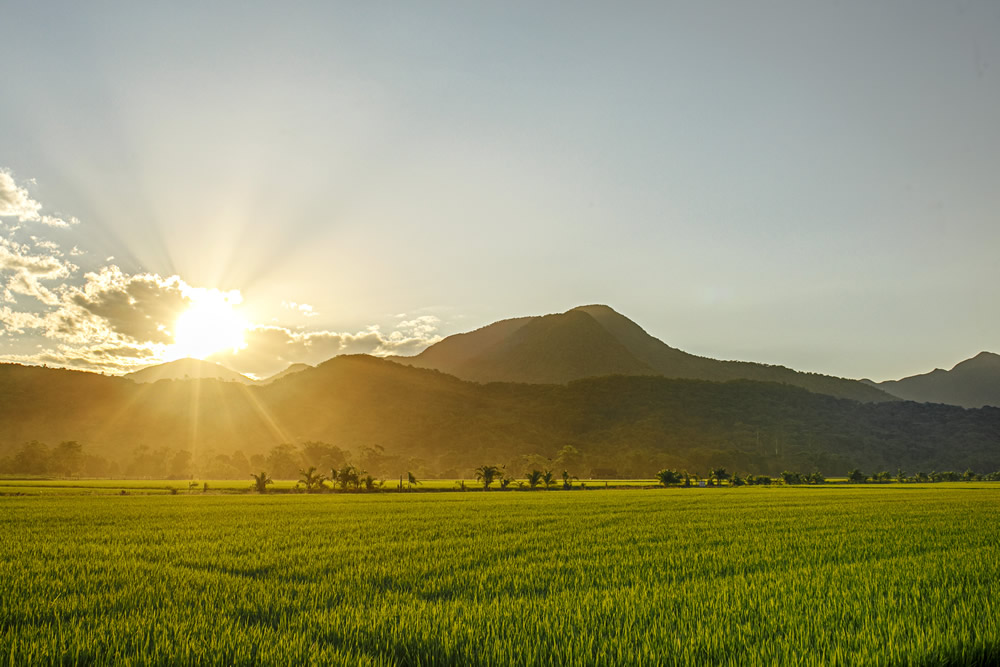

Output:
xmin=781 ymin=471 xmax=802 ymax=485
xmin=555 ymin=445 xmax=583 ymax=476
xmin=542 ymin=469 xmax=556 ymax=490
xmin=710 ymin=468 xmax=731 ymax=486
xmin=54 ymin=440 xmax=83 ymax=477
xmin=526 ymin=469 xmax=543 ymax=489
xmin=251 ymin=471 xmax=273 ymax=493
xmin=301 ymin=441 xmax=347 ymax=474
xmin=337 ymin=465 xmax=359 ymax=490
xmin=847 ymin=468 xmax=867 ymax=484
xmin=561 ymin=470 xmax=577 ymax=490
xmin=807 ymin=471 xmax=825 ymax=484
xmin=475 ymin=465 xmax=502 ymax=490
xmin=656 ymin=469 xmax=682 ymax=487
xmin=266 ymin=444 xmax=301 ymax=480
xmin=407 ymin=471 xmax=419 ymax=489
xmin=298 ymin=466 xmax=327 ymax=492
xmin=13 ymin=441 xmax=50 ymax=475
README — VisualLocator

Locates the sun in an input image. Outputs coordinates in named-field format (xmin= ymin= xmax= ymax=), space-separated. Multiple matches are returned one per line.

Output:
xmin=168 ymin=289 xmax=248 ymax=360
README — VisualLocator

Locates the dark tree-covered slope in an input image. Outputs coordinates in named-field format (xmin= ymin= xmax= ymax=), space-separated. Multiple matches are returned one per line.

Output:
xmin=1 ymin=357 xmax=996 ymax=475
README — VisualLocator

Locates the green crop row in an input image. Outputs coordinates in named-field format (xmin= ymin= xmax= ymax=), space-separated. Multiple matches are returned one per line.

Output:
xmin=2 ymin=487 xmax=998 ymax=665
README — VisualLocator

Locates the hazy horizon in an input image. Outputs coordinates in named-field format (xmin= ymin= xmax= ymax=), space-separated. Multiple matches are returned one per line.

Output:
xmin=2 ymin=2 xmax=998 ymax=382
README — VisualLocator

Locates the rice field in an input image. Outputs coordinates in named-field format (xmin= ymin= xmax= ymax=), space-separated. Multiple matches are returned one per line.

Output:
xmin=2 ymin=485 xmax=998 ymax=665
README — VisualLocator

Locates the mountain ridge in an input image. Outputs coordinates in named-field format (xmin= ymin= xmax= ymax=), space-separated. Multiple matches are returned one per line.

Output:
xmin=872 ymin=351 xmax=1000 ymax=408
xmin=125 ymin=358 xmax=255 ymax=384
xmin=398 ymin=304 xmax=894 ymax=403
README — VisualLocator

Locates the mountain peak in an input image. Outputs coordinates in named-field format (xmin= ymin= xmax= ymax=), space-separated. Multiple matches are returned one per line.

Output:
xmin=125 ymin=358 xmax=255 ymax=384
xmin=570 ymin=304 xmax=618 ymax=314
xmin=398 ymin=305 xmax=893 ymax=402
xmin=962 ymin=351 xmax=1000 ymax=366
xmin=876 ymin=351 xmax=1000 ymax=408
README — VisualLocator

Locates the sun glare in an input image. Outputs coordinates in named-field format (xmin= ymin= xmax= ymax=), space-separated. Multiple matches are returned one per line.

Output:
xmin=168 ymin=290 xmax=247 ymax=360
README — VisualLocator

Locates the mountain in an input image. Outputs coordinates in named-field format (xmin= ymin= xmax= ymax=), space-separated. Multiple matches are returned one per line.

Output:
xmin=260 ymin=363 xmax=312 ymax=385
xmin=1 ymin=356 xmax=997 ymax=478
xmin=398 ymin=305 xmax=894 ymax=402
xmin=125 ymin=358 xmax=255 ymax=384
xmin=871 ymin=352 xmax=1000 ymax=408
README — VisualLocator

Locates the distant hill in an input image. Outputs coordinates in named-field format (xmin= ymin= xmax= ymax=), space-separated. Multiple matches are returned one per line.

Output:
xmin=398 ymin=305 xmax=894 ymax=403
xmin=0 ymin=357 xmax=996 ymax=478
xmin=260 ymin=363 xmax=312 ymax=385
xmin=870 ymin=352 xmax=1000 ymax=408
xmin=125 ymin=358 xmax=255 ymax=384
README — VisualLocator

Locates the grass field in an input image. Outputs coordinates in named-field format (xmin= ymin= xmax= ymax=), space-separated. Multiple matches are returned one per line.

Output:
xmin=3 ymin=485 xmax=998 ymax=665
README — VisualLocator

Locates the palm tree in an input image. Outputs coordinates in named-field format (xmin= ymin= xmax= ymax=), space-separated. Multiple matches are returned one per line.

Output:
xmin=561 ymin=470 xmax=577 ymax=490
xmin=710 ymin=468 xmax=731 ymax=486
xmin=298 ymin=466 xmax=327 ymax=493
xmin=474 ymin=465 xmax=502 ymax=491
xmin=251 ymin=471 xmax=273 ymax=494
xmin=500 ymin=476 xmax=513 ymax=490
xmin=780 ymin=471 xmax=801 ymax=485
xmin=656 ymin=469 xmax=682 ymax=487
xmin=407 ymin=471 xmax=419 ymax=490
xmin=542 ymin=469 xmax=556 ymax=490
xmin=525 ymin=469 xmax=543 ymax=490
xmin=337 ymin=465 xmax=359 ymax=490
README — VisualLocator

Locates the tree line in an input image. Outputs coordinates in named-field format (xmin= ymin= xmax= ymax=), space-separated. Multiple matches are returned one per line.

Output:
xmin=653 ymin=467 xmax=1000 ymax=486
xmin=3 ymin=438 xmax=999 ymax=488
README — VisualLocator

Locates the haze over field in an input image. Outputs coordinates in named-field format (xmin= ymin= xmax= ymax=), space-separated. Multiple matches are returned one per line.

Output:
xmin=1 ymin=2 xmax=999 ymax=383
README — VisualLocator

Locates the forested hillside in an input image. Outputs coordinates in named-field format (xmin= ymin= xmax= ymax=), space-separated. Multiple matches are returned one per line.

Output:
xmin=1 ymin=356 xmax=997 ymax=479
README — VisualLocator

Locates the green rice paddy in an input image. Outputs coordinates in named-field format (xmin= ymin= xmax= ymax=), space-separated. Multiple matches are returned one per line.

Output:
xmin=2 ymin=485 xmax=998 ymax=665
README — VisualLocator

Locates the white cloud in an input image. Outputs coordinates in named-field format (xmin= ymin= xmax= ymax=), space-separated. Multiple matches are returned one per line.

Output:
xmin=0 ymin=238 xmax=71 ymax=278
xmin=281 ymin=300 xmax=318 ymax=317
xmin=0 ymin=170 xmax=76 ymax=227
xmin=0 ymin=165 xmax=446 ymax=376
xmin=61 ymin=266 xmax=190 ymax=344
xmin=0 ymin=237 xmax=75 ymax=306
xmin=0 ymin=306 xmax=45 ymax=333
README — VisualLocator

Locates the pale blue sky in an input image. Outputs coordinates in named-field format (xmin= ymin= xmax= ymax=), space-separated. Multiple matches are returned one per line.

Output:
xmin=1 ymin=2 xmax=998 ymax=380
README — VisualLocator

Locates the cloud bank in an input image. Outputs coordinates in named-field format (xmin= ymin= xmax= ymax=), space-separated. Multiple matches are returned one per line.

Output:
xmin=0 ymin=167 xmax=443 ymax=377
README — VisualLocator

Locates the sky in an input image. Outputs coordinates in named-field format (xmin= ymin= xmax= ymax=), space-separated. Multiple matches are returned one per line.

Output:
xmin=1 ymin=2 xmax=998 ymax=381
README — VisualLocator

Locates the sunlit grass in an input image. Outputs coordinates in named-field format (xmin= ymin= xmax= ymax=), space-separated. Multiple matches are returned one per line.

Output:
xmin=2 ymin=486 xmax=998 ymax=665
